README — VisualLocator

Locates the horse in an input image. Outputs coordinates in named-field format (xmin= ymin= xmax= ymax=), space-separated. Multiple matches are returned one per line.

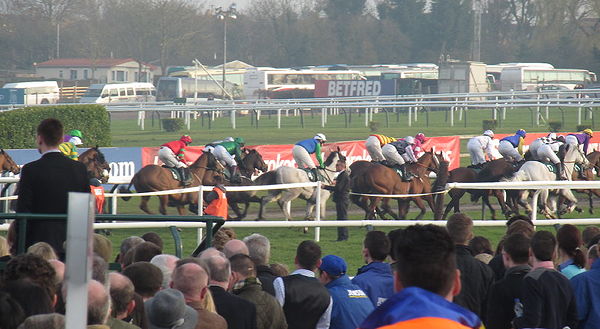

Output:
xmin=571 ymin=150 xmax=600 ymax=214
xmin=504 ymin=143 xmax=590 ymax=218
xmin=225 ymin=149 xmax=269 ymax=220
xmin=350 ymin=151 xmax=447 ymax=220
xmin=122 ymin=151 xmax=224 ymax=215
xmin=0 ymin=149 xmax=20 ymax=175
xmin=259 ymin=148 xmax=344 ymax=221
xmin=443 ymin=159 xmax=514 ymax=220
xmin=79 ymin=146 xmax=111 ymax=183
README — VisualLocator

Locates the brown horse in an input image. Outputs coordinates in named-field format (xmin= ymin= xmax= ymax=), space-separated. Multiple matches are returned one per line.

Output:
xmin=571 ymin=150 xmax=600 ymax=213
xmin=350 ymin=151 xmax=446 ymax=220
xmin=123 ymin=151 xmax=224 ymax=215
xmin=0 ymin=149 xmax=20 ymax=175
xmin=443 ymin=159 xmax=514 ymax=220
xmin=226 ymin=149 xmax=269 ymax=220
xmin=79 ymin=147 xmax=111 ymax=183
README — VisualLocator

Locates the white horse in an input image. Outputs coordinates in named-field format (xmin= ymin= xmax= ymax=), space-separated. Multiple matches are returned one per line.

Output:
xmin=259 ymin=149 xmax=344 ymax=221
xmin=506 ymin=143 xmax=590 ymax=218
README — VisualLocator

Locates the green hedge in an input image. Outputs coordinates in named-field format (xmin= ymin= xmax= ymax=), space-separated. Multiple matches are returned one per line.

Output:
xmin=0 ymin=105 xmax=111 ymax=148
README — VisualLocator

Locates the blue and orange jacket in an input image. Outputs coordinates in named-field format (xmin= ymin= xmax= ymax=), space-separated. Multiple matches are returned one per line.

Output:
xmin=359 ymin=287 xmax=482 ymax=329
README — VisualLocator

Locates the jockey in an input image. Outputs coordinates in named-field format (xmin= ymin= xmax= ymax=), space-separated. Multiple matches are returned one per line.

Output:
xmin=59 ymin=134 xmax=83 ymax=160
xmin=159 ymin=135 xmax=193 ymax=186
xmin=381 ymin=136 xmax=418 ymax=181
xmin=466 ymin=130 xmax=496 ymax=168
xmin=213 ymin=137 xmax=245 ymax=183
xmin=413 ymin=132 xmax=426 ymax=155
xmin=536 ymin=133 xmax=568 ymax=180
xmin=365 ymin=134 xmax=396 ymax=162
xmin=204 ymin=136 xmax=234 ymax=153
xmin=499 ymin=129 xmax=527 ymax=163
xmin=293 ymin=133 xmax=327 ymax=177
xmin=63 ymin=129 xmax=82 ymax=143
xmin=566 ymin=128 xmax=593 ymax=154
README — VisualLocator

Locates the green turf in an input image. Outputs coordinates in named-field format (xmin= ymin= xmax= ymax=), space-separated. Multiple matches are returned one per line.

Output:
xmin=104 ymin=105 xmax=599 ymax=270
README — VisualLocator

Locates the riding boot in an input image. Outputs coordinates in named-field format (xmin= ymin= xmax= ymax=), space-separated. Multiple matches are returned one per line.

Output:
xmin=179 ymin=167 xmax=192 ymax=186
xmin=310 ymin=168 xmax=319 ymax=182
xmin=558 ymin=163 xmax=568 ymax=180
xmin=399 ymin=164 xmax=413 ymax=182
xmin=230 ymin=166 xmax=241 ymax=183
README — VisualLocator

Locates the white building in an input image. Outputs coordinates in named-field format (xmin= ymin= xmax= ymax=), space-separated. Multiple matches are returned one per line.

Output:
xmin=34 ymin=58 xmax=160 ymax=83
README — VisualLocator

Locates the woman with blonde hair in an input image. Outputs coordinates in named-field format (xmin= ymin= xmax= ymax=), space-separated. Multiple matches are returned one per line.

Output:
xmin=27 ymin=242 xmax=58 ymax=261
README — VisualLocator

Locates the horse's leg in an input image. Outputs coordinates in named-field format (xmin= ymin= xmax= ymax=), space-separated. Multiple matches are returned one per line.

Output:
xmin=482 ymin=195 xmax=496 ymax=220
xmin=423 ymin=194 xmax=436 ymax=214
xmin=397 ymin=199 xmax=410 ymax=220
xmin=367 ymin=197 xmax=381 ymax=220
xmin=240 ymin=201 xmax=251 ymax=219
xmin=259 ymin=192 xmax=281 ymax=220
xmin=228 ymin=202 xmax=244 ymax=220
xmin=442 ymin=196 xmax=457 ymax=220
xmin=176 ymin=205 xmax=186 ymax=216
xmin=412 ymin=197 xmax=427 ymax=220
xmin=380 ymin=198 xmax=398 ymax=220
xmin=158 ymin=195 xmax=169 ymax=215
xmin=494 ymin=190 xmax=511 ymax=218
xmin=139 ymin=196 xmax=153 ymax=214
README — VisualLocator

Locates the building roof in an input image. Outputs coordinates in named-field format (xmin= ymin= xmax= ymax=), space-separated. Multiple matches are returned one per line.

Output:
xmin=36 ymin=58 xmax=158 ymax=70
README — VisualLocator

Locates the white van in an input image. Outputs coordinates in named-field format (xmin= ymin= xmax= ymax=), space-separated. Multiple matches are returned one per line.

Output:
xmin=2 ymin=81 xmax=60 ymax=105
xmin=79 ymin=82 xmax=156 ymax=103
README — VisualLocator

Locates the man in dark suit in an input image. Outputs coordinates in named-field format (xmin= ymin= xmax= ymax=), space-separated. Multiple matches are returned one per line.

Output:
xmin=324 ymin=160 xmax=350 ymax=241
xmin=17 ymin=118 xmax=90 ymax=258
xmin=204 ymin=254 xmax=257 ymax=329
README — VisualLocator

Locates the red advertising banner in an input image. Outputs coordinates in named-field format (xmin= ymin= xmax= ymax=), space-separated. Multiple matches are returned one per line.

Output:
xmin=141 ymin=136 xmax=461 ymax=170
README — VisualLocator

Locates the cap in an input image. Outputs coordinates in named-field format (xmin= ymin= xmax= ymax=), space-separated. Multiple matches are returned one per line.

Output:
xmin=145 ymin=289 xmax=198 ymax=329
xmin=483 ymin=130 xmax=494 ymax=138
xmin=69 ymin=136 xmax=83 ymax=145
xmin=319 ymin=255 xmax=347 ymax=277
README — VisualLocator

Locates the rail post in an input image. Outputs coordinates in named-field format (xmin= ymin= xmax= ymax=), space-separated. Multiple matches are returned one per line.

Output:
xmin=315 ymin=181 xmax=321 ymax=242
xmin=530 ymin=190 xmax=541 ymax=225
xmin=408 ymin=106 xmax=412 ymax=127
xmin=197 ymin=185 xmax=204 ymax=246
xmin=277 ymin=109 xmax=281 ymax=129
xmin=321 ymin=107 xmax=325 ymax=128
xmin=231 ymin=109 xmax=236 ymax=130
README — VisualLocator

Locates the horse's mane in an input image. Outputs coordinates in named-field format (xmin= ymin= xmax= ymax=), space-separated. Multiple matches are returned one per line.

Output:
xmin=323 ymin=151 xmax=340 ymax=167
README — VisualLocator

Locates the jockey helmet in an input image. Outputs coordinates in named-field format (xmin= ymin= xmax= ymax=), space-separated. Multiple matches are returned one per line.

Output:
xmin=224 ymin=137 xmax=234 ymax=142
xmin=314 ymin=133 xmax=327 ymax=142
xmin=69 ymin=129 xmax=83 ymax=138
xmin=404 ymin=136 xmax=415 ymax=144
xmin=235 ymin=137 xmax=245 ymax=145
xmin=69 ymin=136 xmax=83 ymax=146
xmin=180 ymin=135 xmax=193 ymax=144
xmin=483 ymin=130 xmax=494 ymax=138
xmin=557 ymin=135 xmax=566 ymax=143
xmin=547 ymin=132 xmax=557 ymax=139
xmin=583 ymin=128 xmax=593 ymax=137
xmin=415 ymin=133 xmax=425 ymax=142
xmin=516 ymin=129 xmax=527 ymax=138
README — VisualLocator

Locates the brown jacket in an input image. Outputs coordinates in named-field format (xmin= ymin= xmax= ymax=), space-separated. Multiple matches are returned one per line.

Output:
xmin=189 ymin=300 xmax=228 ymax=329
xmin=233 ymin=278 xmax=287 ymax=329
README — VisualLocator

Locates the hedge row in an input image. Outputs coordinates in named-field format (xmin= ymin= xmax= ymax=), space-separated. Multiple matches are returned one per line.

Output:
xmin=0 ymin=105 xmax=111 ymax=148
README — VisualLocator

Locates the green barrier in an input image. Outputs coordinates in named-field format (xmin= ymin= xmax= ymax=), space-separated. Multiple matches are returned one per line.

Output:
xmin=0 ymin=213 xmax=225 ymax=259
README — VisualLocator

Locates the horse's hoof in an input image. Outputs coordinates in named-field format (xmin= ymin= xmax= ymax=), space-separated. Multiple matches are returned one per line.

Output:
xmin=576 ymin=207 xmax=583 ymax=213
xmin=303 ymin=227 xmax=308 ymax=234
xmin=304 ymin=216 xmax=315 ymax=221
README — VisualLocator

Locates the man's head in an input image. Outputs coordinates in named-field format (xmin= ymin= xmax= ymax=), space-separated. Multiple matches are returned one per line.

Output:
xmin=92 ymin=255 xmax=108 ymax=284
xmin=335 ymin=160 xmax=346 ymax=172
xmin=243 ymin=233 xmax=271 ymax=266
xmin=171 ymin=263 xmax=209 ymax=304
xmin=446 ymin=213 xmax=474 ymax=245
xmin=4 ymin=254 xmax=57 ymax=298
xmin=229 ymin=254 xmax=256 ymax=285
xmin=502 ymin=233 xmax=531 ymax=268
xmin=36 ymin=118 xmax=63 ymax=149
xmin=145 ymin=289 xmax=198 ymax=329
xmin=88 ymin=279 xmax=110 ymax=325
xmin=295 ymin=240 xmax=322 ymax=271
xmin=142 ymin=232 xmax=164 ymax=250
xmin=151 ymin=254 xmax=180 ymax=289
xmin=202 ymin=255 xmax=231 ymax=285
xmin=223 ymin=239 xmax=249 ymax=259
xmin=363 ymin=231 xmax=390 ymax=263
xmin=582 ymin=226 xmax=600 ymax=247
xmin=530 ymin=230 xmax=557 ymax=262
xmin=109 ymin=272 xmax=136 ymax=320
xmin=122 ymin=261 xmax=163 ymax=299
xmin=118 ymin=236 xmax=144 ymax=264
xmin=394 ymin=225 xmax=459 ymax=301
xmin=588 ymin=244 xmax=599 ymax=267
xmin=318 ymin=255 xmax=347 ymax=285
xmin=132 ymin=242 xmax=162 ymax=263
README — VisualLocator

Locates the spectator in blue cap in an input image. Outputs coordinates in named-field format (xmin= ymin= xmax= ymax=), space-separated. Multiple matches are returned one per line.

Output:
xmin=318 ymin=255 xmax=374 ymax=329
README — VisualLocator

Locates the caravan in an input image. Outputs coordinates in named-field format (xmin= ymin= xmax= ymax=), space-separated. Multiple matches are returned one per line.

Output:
xmin=79 ymin=82 xmax=156 ymax=103
xmin=2 ymin=81 xmax=60 ymax=105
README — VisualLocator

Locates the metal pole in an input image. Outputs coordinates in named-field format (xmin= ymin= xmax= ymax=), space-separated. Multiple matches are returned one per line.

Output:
xmin=222 ymin=19 xmax=227 ymax=99
xmin=277 ymin=109 xmax=281 ymax=129
xmin=315 ymin=181 xmax=321 ymax=242
xmin=198 ymin=186 xmax=204 ymax=246
xmin=578 ymin=107 xmax=582 ymax=125
xmin=408 ymin=107 xmax=412 ymax=127
xmin=531 ymin=190 xmax=541 ymax=225
xmin=231 ymin=109 xmax=236 ymax=129
xmin=321 ymin=107 xmax=325 ymax=128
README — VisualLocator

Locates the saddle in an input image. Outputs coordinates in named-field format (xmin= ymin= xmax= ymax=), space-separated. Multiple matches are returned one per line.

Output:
xmin=301 ymin=168 xmax=321 ymax=182
xmin=163 ymin=166 xmax=183 ymax=181
xmin=380 ymin=162 xmax=411 ymax=181
xmin=466 ymin=163 xmax=484 ymax=173
xmin=537 ymin=161 xmax=558 ymax=173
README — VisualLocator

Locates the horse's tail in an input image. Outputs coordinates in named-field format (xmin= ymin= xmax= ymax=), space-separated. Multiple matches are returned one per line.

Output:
xmin=119 ymin=179 xmax=135 ymax=202
xmin=432 ymin=161 xmax=449 ymax=220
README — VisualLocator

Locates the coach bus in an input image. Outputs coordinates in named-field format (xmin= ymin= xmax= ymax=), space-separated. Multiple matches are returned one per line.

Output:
xmin=156 ymin=77 xmax=241 ymax=101
xmin=500 ymin=66 xmax=596 ymax=91
xmin=79 ymin=82 xmax=156 ymax=103
xmin=243 ymin=68 xmax=364 ymax=99
xmin=2 ymin=81 xmax=60 ymax=104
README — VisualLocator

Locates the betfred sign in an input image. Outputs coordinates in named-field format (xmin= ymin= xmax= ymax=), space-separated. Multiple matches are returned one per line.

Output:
xmin=314 ymin=80 xmax=395 ymax=97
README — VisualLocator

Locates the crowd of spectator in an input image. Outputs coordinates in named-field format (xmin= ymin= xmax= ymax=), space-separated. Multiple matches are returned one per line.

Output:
xmin=0 ymin=213 xmax=599 ymax=329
